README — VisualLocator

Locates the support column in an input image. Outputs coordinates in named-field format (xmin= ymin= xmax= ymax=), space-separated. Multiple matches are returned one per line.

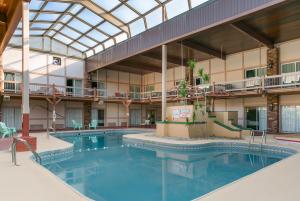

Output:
xmin=162 ymin=45 xmax=167 ymax=121
xmin=22 ymin=0 xmax=30 ymax=137
xmin=17 ymin=1 xmax=37 ymax=152
xmin=266 ymin=48 xmax=279 ymax=134
xmin=83 ymin=101 xmax=92 ymax=128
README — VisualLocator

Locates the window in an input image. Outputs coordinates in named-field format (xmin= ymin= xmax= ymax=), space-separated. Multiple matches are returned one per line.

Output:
xmin=66 ymin=79 xmax=83 ymax=96
xmin=91 ymin=81 xmax=105 ymax=96
xmin=281 ymin=63 xmax=295 ymax=74
xmin=130 ymin=85 xmax=140 ymax=99
xmin=145 ymin=85 xmax=155 ymax=92
xmin=246 ymin=107 xmax=267 ymax=131
xmin=195 ymin=78 xmax=203 ymax=86
xmin=4 ymin=72 xmax=21 ymax=92
xmin=281 ymin=62 xmax=300 ymax=74
xmin=245 ymin=67 xmax=266 ymax=78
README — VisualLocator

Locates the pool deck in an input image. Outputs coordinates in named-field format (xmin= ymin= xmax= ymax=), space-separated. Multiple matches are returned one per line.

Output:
xmin=0 ymin=133 xmax=90 ymax=201
xmin=0 ymin=130 xmax=300 ymax=201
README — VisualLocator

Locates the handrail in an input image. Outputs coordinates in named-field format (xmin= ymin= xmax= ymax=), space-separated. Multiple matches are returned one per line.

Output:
xmin=2 ymin=72 xmax=300 ymax=100
xmin=11 ymin=137 xmax=42 ymax=166
xmin=249 ymin=130 xmax=267 ymax=149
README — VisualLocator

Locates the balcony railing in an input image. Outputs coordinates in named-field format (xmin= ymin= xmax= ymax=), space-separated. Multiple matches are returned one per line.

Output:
xmin=1 ymin=72 xmax=300 ymax=101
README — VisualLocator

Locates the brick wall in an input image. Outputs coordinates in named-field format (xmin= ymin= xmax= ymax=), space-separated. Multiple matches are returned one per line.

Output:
xmin=267 ymin=48 xmax=279 ymax=134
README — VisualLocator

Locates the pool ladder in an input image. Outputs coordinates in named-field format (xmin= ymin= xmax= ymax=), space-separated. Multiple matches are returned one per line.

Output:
xmin=11 ymin=137 xmax=42 ymax=166
xmin=249 ymin=130 xmax=267 ymax=149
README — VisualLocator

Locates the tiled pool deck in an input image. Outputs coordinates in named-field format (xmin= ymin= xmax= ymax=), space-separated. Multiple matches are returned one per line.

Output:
xmin=1 ymin=130 xmax=300 ymax=201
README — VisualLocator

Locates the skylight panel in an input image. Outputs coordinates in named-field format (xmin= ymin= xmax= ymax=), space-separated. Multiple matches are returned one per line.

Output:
xmin=129 ymin=19 xmax=145 ymax=36
xmin=191 ymin=0 xmax=209 ymax=8
xmin=60 ymin=14 xmax=72 ymax=23
xmin=115 ymin=33 xmax=128 ymax=43
xmin=53 ymin=23 xmax=64 ymax=31
xmin=69 ymin=4 xmax=83 ymax=14
xmin=30 ymin=30 xmax=45 ymax=35
xmin=127 ymin=0 xmax=158 ymax=14
xmin=78 ymin=36 xmax=97 ymax=47
xmin=60 ymin=27 xmax=81 ymax=39
xmin=91 ymin=0 xmax=121 ymax=11
xmin=36 ymin=13 xmax=60 ymax=22
xmin=54 ymin=33 xmax=73 ymax=45
xmin=31 ymin=23 xmax=52 ymax=29
xmin=87 ymin=30 xmax=108 ymax=42
xmin=98 ymin=22 xmax=120 ymax=36
xmin=47 ymin=30 xmax=56 ymax=37
xmin=68 ymin=18 xmax=91 ymax=33
xmin=43 ymin=2 xmax=70 ymax=12
xmin=29 ymin=13 xmax=36 ymax=21
xmin=77 ymin=9 xmax=103 ymax=26
xmin=94 ymin=45 xmax=103 ymax=53
xmin=29 ymin=0 xmax=44 ymax=10
xmin=71 ymin=42 xmax=89 ymax=52
xmin=104 ymin=39 xmax=114 ymax=49
xmin=112 ymin=5 xmax=139 ymax=23
xmin=165 ymin=0 xmax=189 ymax=19
xmin=146 ymin=7 xmax=162 ymax=29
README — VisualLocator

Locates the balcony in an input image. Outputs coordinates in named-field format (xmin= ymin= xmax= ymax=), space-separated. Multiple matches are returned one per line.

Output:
xmin=1 ymin=72 xmax=300 ymax=102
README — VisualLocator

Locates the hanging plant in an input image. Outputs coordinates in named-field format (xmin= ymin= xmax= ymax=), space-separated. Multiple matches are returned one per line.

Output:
xmin=187 ymin=59 xmax=197 ymax=70
xmin=202 ymin=73 xmax=210 ymax=84
xmin=178 ymin=80 xmax=188 ymax=98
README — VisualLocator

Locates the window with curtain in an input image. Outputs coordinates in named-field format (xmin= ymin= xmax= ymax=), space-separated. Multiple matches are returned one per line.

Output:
xmin=281 ymin=105 xmax=300 ymax=133
xmin=258 ymin=107 xmax=267 ymax=131
xmin=130 ymin=85 xmax=140 ymax=99
xmin=2 ymin=107 xmax=22 ymax=130
xmin=281 ymin=63 xmax=296 ymax=73
xmin=66 ymin=108 xmax=83 ymax=128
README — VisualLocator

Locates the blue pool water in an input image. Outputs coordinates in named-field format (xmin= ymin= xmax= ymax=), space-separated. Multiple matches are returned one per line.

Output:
xmin=45 ymin=131 xmax=291 ymax=201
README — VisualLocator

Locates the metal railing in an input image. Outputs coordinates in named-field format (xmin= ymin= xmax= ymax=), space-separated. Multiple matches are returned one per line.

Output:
xmin=249 ymin=130 xmax=267 ymax=149
xmin=2 ymin=72 xmax=300 ymax=101
xmin=11 ymin=137 xmax=41 ymax=166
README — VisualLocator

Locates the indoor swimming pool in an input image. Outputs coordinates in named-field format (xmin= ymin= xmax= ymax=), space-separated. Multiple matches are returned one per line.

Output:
xmin=43 ymin=131 xmax=293 ymax=201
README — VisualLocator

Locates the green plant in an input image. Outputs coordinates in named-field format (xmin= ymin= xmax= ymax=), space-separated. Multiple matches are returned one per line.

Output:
xmin=187 ymin=59 xmax=197 ymax=70
xmin=197 ymin=68 xmax=210 ymax=84
xmin=178 ymin=80 xmax=188 ymax=98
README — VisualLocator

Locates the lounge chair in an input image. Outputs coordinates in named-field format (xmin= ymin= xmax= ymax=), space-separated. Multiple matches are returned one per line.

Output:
xmin=89 ymin=120 xmax=98 ymax=130
xmin=72 ymin=120 xmax=82 ymax=130
xmin=0 ymin=122 xmax=16 ymax=138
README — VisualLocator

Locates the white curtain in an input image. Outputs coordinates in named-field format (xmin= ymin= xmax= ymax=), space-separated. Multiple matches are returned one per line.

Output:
xmin=281 ymin=106 xmax=299 ymax=133
xmin=258 ymin=107 xmax=267 ymax=131
xmin=2 ymin=107 xmax=22 ymax=130
xmin=91 ymin=109 xmax=97 ymax=122
xmin=74 ymin=80 xmax=83 ymax=96
xmin=66 ymin=109 xmax=83 ymax=127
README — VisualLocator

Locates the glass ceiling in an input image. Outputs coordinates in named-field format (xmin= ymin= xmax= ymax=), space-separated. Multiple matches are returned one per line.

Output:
xmin=13 ymin=0 xmax=210 ymax=58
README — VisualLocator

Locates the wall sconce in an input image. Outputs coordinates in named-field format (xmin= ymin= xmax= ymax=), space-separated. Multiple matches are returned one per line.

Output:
xmin=268 ymin=103 xmax=273 ymax=111
xmin=267 ymin=62 xmax=273 ymax=69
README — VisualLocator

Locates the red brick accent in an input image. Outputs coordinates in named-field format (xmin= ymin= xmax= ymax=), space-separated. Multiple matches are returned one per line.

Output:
xmin=16 ymin=136 xmax=37 ymax=152
xmin=22 ymin=113 xmax=30 ymax=137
